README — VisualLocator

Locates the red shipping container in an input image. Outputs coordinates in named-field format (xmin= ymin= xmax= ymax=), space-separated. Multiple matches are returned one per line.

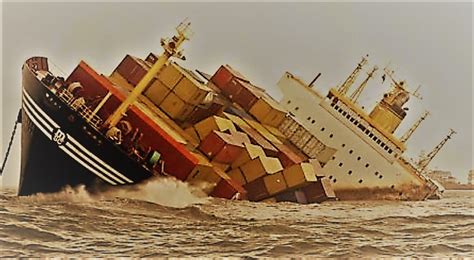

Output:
xmin=232 ymin=79 xmax=260 ymax=111
xmin=237 ymin=124 xmax=279 ymax=157
xmin=243 ymin=178 xmax=270 ymax=201
xmin=198 ymin=131 xmax=250 ymax=164
xmin=274 ymin=142 xmax=304 ymax=168
xmin=210 ymin=169 xmax=247 ymax=199
xmin=68 ymin=61 xmax=199 ymax=181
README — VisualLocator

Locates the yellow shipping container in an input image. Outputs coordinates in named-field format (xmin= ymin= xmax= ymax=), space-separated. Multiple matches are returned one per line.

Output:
xmin=227 ymin=168 xmax=247 ymax=185
xmin=231 ymin=143 xmax=266 ymax=169
xmin=282 ymin=163 xmax=318 ymax=189
xmin=244 ymin=119 xmax=282 ymax=145
xmin=194 ymin=116 xmax=237 ymax=141
xmin=173 ymin=74 xmax=211 ymax=105
xmin=157 ymin=62 xmax=183 ymax=89
xmin=240 ymin=157 xmax=283 ymax=183
xmin=159 ymin=92 xmax=195 ymax=121
xmin=144 ymin=77 xmax=170 ymax=106
xmin=264 ymin=172 xmax=288 ymax=195
xmin=249 ymin=97 xmax=287 ymax=127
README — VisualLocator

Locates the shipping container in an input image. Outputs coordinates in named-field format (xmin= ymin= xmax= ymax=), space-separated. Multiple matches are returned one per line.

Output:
xmin=172 ymin=66 xmax=212 ymax=105
xmin=240 ymin=157 xmax=283 ymax=183
xmin=309 ymin=159 xmax=325 ymax=178
xmin=211 ymin=161 xmax=230 ymax=173
xmin=184 ymin=126 xmax=200 ymax=144
xmin=273 ymin=142 xmax=304 ymax=168
xmin=186 ymin=100 xmax=225 ymax=125
xmin=194 ymin=116 xmax=237 ymax=141
xmin=210 ymin=168 xmax=247 ymax=200
xmin=243 ymin=178 xmax=270 ymax=201
xmin=298 ymin=178 xmax=337 ymax=203
xmin=282 ymin=163 xmax=318 ymax=189
xmin=187 ymin=153 xmax=222 ymax=188
xmin=244 ymin=119 xmax=283 ymax=145
xmin=159 ymin=91 xmax=195 ymax=121
xmin=248 ymin=96 xmax=287 ymax=127
xmin=231 ymin=143 xmax=266 ymax=169
xmin=144 ymin=77 xmax=170 ymax=106
xmin=210 ymin=64 xmax=249 ymax=90
xmin=231 ymin=79 xmax=264 ymax=110
xmin=263 ymin=172 xmax=288 ymax=196
xmin=227 ymin=168 xmax=247 ymax=186
xmin=157 ymin=62 xmax=183 ymax=89
xmin=198 ymin=130 xmax=248 ymax=164
xmin=314 ymin=146 xmax=337 ymax=165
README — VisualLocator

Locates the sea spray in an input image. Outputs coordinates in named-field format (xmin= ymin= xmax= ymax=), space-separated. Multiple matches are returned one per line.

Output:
xmin=22 ymin=177 xmax=210 ymax=208
xmin=103 ymin=177 xmax=210 ymax=208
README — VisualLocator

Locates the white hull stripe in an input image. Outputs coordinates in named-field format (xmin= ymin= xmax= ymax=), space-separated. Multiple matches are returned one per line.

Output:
xmin=22 ymin=89 xmax=133 ymax=184
xmin=22 ymin=102 xmax=118 ymax=185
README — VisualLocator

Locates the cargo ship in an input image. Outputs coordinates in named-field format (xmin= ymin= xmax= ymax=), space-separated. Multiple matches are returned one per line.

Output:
xmin=16 ymin=21 xmax=445 ymax=202
xmin=275 ymin=56 xmax=454 ymax=200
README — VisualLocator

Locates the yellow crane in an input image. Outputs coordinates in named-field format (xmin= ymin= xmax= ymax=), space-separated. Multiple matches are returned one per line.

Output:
xmin=417 ymin=129 xmax=456 ymax=173
xmin=400 ymin=110 xmax=430 ymax=143
xmin=337 ymin=54 xmax=368 ymax=95
xmin=104 ymin=20 xmax=192 ymax=129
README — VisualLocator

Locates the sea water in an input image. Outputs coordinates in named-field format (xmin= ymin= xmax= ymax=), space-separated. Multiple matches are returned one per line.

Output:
xmin=0 ymin=177 xmax=473 ymax=257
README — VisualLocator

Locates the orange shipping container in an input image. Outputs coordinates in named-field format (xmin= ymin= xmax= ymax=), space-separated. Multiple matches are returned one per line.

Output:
xmin=249 ymin=97 xmax=287 ymax=127
xmin=210 ymin=168 xmax=247 ymax=200
xmin=173 ymin=70 xmax=211 ymax=105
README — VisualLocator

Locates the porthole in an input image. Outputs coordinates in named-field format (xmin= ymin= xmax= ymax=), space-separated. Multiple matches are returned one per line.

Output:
xmin=357 ymin=156 xmax=361 ymax=161
xmin=333 ymin=178 xmax=337 ymax=183
xmin=379 ymin=175 xmax=383 ymax=179
xmin=295 ymin=107 xmax=299 ymax=111
xmin=341 ymin=144 xmax=346 ymax=147
xmin=358 ymin=179 xmax=363 ymax=183
xmin=329 ymin=175 xmax=333 ymax=180
xmin=349 ymin=150 xmax=353 ymax=154
xmin=391 ymin=185 xmax=395 ymax=189
xmin=348 ymin=170 xmax=352 ymax=175
xmin=374 ymin=171 xmax=379 ymax=176
xmin=321 ymin=127 xmax=325 ymax=131
xmin=311 ymin=120 xmax=316 ymax=124
xmin=287 ymin=100 xmax=291 ymax=104
xmin=399 ymin=192 xmax=403 ymax=196
xmin=365 ymin=163 xmax=369 ymax=168
xmin=329 ymin=134 xmax=334 ymax=138
xmin=338 ymin=162 xmax=343 ymax=167
xmin=307 ymin=116 xmax=311 ymax=120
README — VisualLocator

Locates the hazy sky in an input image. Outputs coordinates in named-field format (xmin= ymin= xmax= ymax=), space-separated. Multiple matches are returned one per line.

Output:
xmin=1 ymin=2 xmax=472 ymax=187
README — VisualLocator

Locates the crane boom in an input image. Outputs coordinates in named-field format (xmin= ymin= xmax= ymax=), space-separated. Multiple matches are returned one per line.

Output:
xmin=337 ymin=55 xmax=368 ymax=95
xmin=417 ymin=129 xmax=456 ymax=172
xmin=349 ymin=65 xmax=378 ymax=103
xmin=400 ymin=110 xmax=430 ymax=143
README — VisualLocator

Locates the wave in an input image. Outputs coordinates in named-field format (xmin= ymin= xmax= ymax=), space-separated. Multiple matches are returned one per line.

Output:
xmin=20 ymin=177 xmax=209 ymax=209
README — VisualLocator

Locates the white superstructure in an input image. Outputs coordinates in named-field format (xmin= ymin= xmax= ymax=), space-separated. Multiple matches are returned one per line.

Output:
xmin=276 ymin=66 xmax=438 ymax=200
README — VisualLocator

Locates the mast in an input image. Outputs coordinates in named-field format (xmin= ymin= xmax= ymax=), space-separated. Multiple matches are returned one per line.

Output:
xmin=349 ymin=65 xmax=378 ymax=103
xmin=400 ymin=110 xmax=429 ymax=143
xmin=337 ymin=54 xmax=369 ymax=95
xmin=104 ymin=20 xmax=192 ymax=129
xmin=417 ymin=129 xmax=456 ymax=173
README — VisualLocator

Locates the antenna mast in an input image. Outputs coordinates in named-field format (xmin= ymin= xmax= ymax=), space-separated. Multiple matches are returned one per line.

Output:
xmin=349 ymin=65 xmax=378 ymax=103
xmin=417 ymin=129 xmax=456 ymax=173
xmin=337 ymin=55 xmax=369 ymax=95
xmin=400 ymin=110 xmax=429 ymax=143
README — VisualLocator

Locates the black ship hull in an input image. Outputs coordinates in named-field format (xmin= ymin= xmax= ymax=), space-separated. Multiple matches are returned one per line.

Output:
xmin=19 ymin=58 xmax=154 ymax=196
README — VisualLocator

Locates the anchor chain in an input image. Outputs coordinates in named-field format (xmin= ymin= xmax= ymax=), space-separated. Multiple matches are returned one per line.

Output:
xmin=0 ymin=109 xmax=22 ymax=175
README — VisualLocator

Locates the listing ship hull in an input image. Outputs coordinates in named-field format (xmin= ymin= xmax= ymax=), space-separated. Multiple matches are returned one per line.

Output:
xmin=19 ymin=58 xmax=152 ymax=196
